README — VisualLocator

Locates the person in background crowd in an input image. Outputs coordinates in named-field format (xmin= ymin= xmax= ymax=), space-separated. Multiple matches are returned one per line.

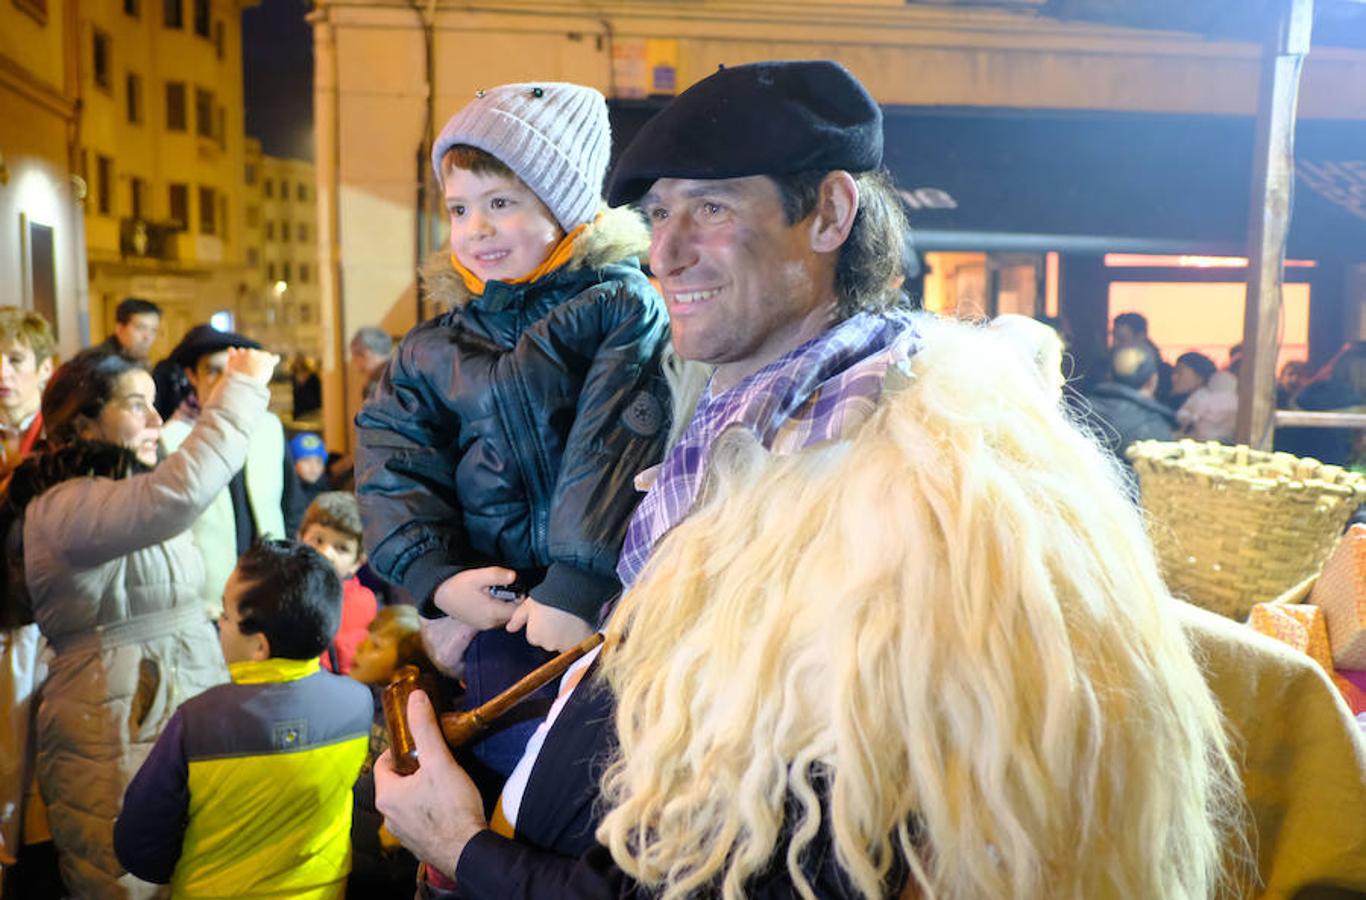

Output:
xmin=162 ymin=325 xmax=307 ymax=615
xmin=356 ymin=80 xmax=673 ymax=781
xmin=1086 ymin=341 xmax=1176 ymax=461
xmin=298 ymin=491 xmax=377 ymax=675
xmin=0 ymin=346 xmax=275 ymax=898
xmin=1111 ymin=310 xmax=1174 ymax=406
xmin=290 ymin=354 xmax=322 ymax=419
xmin=115 ymin=540 xmax=371 ymax=899
xmin=1172 ymin=350 xmax=1237 ymax=443
xmin=98 ymin=298 xmax=161 ymax=363
xmin=0 ymin=307 xmax=59 ymax=900
xmin=1277 ymin=359 xmax=1312 ymax=407
xmin=346 ymin=604 xmax=434 ymax=899
xmin=1276 ymin=341 xmax=1366 ymax=467
xmin=349 ymin=326 xmax=394 ymax=402
xmin=290 ymin=432 xmax=331 ymax=507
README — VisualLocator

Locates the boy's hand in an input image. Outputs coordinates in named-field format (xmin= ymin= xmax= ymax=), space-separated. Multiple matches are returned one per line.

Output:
xmin=506 ymin=597 xmax=593 ymax=652
xmin=432 ymin=567 xmax=519 ymax=630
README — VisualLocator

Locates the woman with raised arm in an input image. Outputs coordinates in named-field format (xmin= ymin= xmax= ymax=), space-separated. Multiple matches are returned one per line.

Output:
xmin=0 ymin=345 xmax=277 ymax=899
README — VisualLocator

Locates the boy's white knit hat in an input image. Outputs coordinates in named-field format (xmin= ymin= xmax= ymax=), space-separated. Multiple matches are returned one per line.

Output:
xmin=431 ymin=82 xmax=610 ymax=231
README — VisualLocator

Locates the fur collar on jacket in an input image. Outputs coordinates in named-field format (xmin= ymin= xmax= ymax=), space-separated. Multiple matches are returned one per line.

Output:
xmin=420 ymin=205 xmax=651 ymax=311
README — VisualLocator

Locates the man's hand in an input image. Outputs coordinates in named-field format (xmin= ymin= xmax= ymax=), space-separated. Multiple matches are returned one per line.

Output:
xmin=373 ymin=689 xmax=487 ymax=880
xmin=433 ymin=567 xmax=520 ymax=630
xmin=506 ymin=597 xmax=594 ymax=652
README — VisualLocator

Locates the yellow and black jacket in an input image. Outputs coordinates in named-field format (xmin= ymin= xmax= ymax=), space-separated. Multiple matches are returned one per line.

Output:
xmin=114 ymin=657 xmax=371 ymax=899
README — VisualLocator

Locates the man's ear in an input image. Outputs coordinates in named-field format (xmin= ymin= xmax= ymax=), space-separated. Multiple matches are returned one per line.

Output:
xmin=808 ymin=171 xmax=859 ymax=254
xmin=250 ymin=630 xmax=271 ymax=662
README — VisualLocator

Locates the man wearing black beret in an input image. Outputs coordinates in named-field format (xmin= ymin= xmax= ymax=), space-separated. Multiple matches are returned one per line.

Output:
xmin=375 ymin=60 xmax=922 ymax=898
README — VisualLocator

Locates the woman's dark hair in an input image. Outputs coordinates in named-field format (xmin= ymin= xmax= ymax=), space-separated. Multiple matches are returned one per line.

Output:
xmin=233 ymin=539 xmax=342 ymax=659
xmin=1176 ymin=351 xmax=1217 ymax=384
xmin=42 ymin=348 xmax=148 ymax=447
xmin=769 ymin=168 xmax=910 ymax=320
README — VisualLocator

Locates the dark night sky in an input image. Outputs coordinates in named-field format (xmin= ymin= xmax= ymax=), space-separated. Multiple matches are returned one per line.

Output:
xmin=242 ymin=0 xmax=314 ymax=161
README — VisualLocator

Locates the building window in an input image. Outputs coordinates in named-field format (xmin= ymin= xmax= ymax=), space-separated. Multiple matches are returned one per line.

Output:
xmin=267 ymin=261 xmax=276 ymax=281
xmin=93 ymin=29 xmax=112 ymax=92
xmin=218 ymin=194 xmax=228 ymax=241
xmin=245 ymin=163 xmax=256 ymax=186
xmin=96 ymin=156 xmax=113 ymax=216
xmin=165 ymin=82 xmax=186 ymax=131
xmin=195 ymin=88 xmax=213 ymax=138
xmin=246 ymin=205 xmax=259 ymax=228
xmin=280 ymin=220 xmax=290 ymax=241
xmin=126 ymin=72 xmax=142 ymax=124
xmin=296 ymin=182 xmax=307 ymax=201
xmin=246 ymin=247 xmax=259 ymax=267
xmin=198 ymin=186 xmax=216 ymax=235
xmin=296 ymin=222 xmax=308 ymax=242
xmin=299 ymin=263 xmax=311 ymax=283
xmin=282 ymin=261 xmax=292 ymax=281
xmin=130 ymin=176 xmax=146 ymax=220
xmin=169 ymin=183 xmax=189 ymax=228
xmin=214 ymin=20 xmax=224 ymax=59
xmin=264 ymin=221 xmax=274 ymax=240
xmin=193 ymin=0 xmax=209 ymax=37
xmin=264 ymin=178 xmax=274 ymax=199
xmin=124 ymin=0 xmax=140 ymax=16
xmin=163 ymin=0 xmax=182 ymax=29
xmin=216 ymin=106 xmax=226 ymax=147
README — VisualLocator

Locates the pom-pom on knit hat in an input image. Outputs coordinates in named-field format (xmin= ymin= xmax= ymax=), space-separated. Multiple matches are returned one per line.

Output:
xmin=431 ymin=82 xmax=610 ymax=232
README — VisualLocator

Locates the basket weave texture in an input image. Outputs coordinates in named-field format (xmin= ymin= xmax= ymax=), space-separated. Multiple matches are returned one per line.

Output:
xmin=1128 ymin=439 xmax=1366 ymax=620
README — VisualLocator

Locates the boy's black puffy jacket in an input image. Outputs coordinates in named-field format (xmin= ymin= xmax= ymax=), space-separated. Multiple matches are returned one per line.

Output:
xmin=355 ymin=208 xmax=671 ymax=623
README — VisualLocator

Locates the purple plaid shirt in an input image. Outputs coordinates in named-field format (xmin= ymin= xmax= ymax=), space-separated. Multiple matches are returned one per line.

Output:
xmin=616 ymin=310 xmax=921 ymax=586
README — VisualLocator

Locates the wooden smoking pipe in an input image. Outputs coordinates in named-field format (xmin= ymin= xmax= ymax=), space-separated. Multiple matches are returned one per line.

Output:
xmin=384 ymin=631 xmax=605 ymax=775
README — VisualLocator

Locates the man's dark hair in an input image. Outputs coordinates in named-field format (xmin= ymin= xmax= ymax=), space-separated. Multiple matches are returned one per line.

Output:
xmin=233 ymin=539 xmax=342 ymax=660
xmin=769 ymin=168 xmax=909 ymax=320
xmin=42 ymin=349 xmax=149 ymax=447
xmin=116 ymin=298 xmax=161 ymax=324
xmin=1113 ymin=312 xmax=1148 ymax=337
xmin=1176 ymin=351 xmax=1217 ymax=384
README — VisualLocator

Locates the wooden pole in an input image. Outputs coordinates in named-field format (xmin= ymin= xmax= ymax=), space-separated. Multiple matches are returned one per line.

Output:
xmin=1236 ymin=0 xmax=1314 ymax=449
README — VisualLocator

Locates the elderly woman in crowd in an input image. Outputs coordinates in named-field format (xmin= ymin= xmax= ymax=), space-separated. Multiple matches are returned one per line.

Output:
xmin=0 ymin=345 xmax=276 ymax=898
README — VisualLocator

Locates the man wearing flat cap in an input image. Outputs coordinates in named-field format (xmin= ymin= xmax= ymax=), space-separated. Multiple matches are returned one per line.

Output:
xmin=161 ymin=324 xmax=305 ymax=616
xmin=374 ymin=60 xmax=921 ymax=897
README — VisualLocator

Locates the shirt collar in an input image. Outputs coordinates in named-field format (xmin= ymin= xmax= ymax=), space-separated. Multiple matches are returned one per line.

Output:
xmin=229 ymin=656 xmax=321 ymax=685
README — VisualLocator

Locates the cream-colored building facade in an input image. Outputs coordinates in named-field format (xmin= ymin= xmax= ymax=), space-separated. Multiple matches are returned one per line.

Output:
xmin=239 ymin=138 xmax=322 ymax=360
xmin=0 ymin=0 xmax=86 ymax=356
xmin=80 ymin=0 xmax=255 ymax=364
xmin=310 ymin=0 xmax=1366 ymax=449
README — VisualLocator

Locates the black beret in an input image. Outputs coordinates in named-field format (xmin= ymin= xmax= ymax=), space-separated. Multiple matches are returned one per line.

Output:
xmin=607 ymin=60 xmax=883 ymax=206
xmin=170 ymin=323 xmax=262 ymax=369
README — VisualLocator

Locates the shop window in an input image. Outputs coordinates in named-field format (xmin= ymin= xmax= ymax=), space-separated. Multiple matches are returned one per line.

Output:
xmin=166 ymin=82 xmax=187 ymax=131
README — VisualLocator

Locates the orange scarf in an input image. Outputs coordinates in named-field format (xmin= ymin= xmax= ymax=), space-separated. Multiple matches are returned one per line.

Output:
xmin=450 ymin=218 xmax=592 ymax=297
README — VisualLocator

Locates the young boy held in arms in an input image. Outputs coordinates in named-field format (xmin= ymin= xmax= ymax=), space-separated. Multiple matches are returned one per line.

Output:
xmin=355 ymin=81 xmax=671 ymax=775
xmin=113 ymin=540 xmax=372 ymax=899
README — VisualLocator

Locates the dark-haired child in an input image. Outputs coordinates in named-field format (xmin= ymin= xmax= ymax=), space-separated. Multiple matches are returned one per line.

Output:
xmin=114 ymin=540 xmax=372 ymax=899
xmin=299 ymin=491 xmax=378 ymax=675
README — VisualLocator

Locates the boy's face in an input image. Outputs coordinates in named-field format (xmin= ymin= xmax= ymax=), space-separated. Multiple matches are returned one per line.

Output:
xmin=301 ymin=523 xmax=362 ymax=579
xmin=219 ymin=569 xmax=269 ymax=665
xmin=444 ymin=167 xmax=565 ymax=284
xmin=350 ymin=624 xmax=402 ymax=685
xmin=295 ymin=455 xmax=325 ymax=484
xmin=0 ymin=339 xmax=52 ymax=421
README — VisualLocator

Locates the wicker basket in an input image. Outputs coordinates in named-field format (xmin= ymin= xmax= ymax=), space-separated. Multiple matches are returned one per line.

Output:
xmin=1127 ymin=439 xmax=1366 ymax=620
